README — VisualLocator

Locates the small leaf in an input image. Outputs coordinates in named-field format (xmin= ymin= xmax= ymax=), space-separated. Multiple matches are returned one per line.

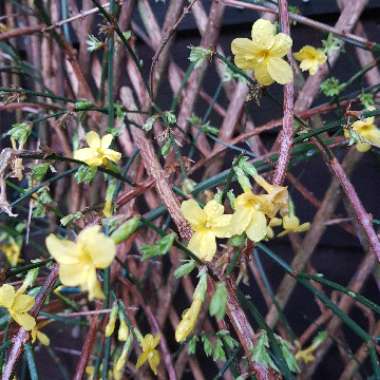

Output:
xmin=209 ymin=282 xmax=227 ymax=321
xmin=140 ymin=233 xmax=176 ymax=260
xmin=143 ymin=115 xmax=158 ymax=131
xmin=31 ymin=163 xmax=49 ymax=182
xmin=60 ymin=212 xmax=83 ymax=227
xmin=251 ymin=331 xmax=279 ymax=372
xmin=7 ymin=122 xmax=31 ymax=145
xmin=188 ymin=46 xmax=212 ymax=69
xmin=74 ymin=165 xmax=97 ymax=184
xmin=187 ymin=335 xmax=198 ymax=355
xmin=174 ymin=259 xmax=196 ymax=279
xmin=201 ymin=334 xmax=213 ymax=357
xmin=213 ymin=338 xmax=226 ymax=362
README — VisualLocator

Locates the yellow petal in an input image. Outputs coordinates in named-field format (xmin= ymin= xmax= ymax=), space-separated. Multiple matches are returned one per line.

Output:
xmin=181 ymin=199 xmax=206 ymax=228
xmin=270 ymin=33 xmax=292 ymax=57
xmin=251 ymin=19 xmax=275 ymax=49
xmin=77 ymin=226 xmax=116 ymax=269
xmin=267 ymin=57 xmax=293 ymax=85
xmin=283 ymin=215 xmax=300 ymax=230
xmin=204 ymin=200 xmax=225 ymax=220
xmin=148 ymin=351 xmax=160 ymax=375
xmin=245 ymin=210 xmax=267 ymax=242
xmin=12 ymin=312 xmax=36 ymax=330
xmin=188 ymin=231 xmax=216 ymax=262
xmin=13 ymin=294 xmax=34 ymax=313
xmin=85 ymin=131 xmax=101 ymax=149
xmin=298 ymin=222 xmax=311 ymax=233
xmin=356 ymin=143 xmax=371 ymax=152
xmin=101 ymin=134 xmax=113 ymax=149
xmin=0 ymin=284 xmax=15 ymax=309
xmin=103 ymin=148 xmax=121 ymax=163
xmin=230 ymin=207 xmax=253 ymax=235
xmin=231 ymin=38 xmax=258 ymax=70
xmin=86 ymin=270 xmax=104 ymax=300
xmin=59 ymin=263 xmax=88 ymax=287
xmin=212 ymin=215 xmax=233 ymax=238
xmin=45 ymin=234 xmax=78 ymax=265
xmin=37 ymin=331 xmax=50 ymax=346
xmin=136 ymin=351 xmax=149 ymax=369
xmin=253 ymin=62 xmax=273 ymax=86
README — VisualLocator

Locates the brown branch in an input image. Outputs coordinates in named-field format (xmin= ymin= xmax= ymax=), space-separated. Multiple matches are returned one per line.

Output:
xmin=272 ymin=0 xmax=294 ymax=186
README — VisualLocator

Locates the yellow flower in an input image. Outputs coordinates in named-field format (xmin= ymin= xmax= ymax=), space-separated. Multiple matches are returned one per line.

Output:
xmin=136 ymin=334 xmax=161 ymax=375
xmin=175 ymin=297 xmax=202 ymax=343
xmin=278 ymin=215 xmax=310 ymax=237
xmin=231 ymin=18 xmax=293 ymax=86
xmin=0 ymin=284 xmax=36 ymax=330
xmin=73 ymin=131 xmax=121 ymax=167
xmin=31 ymin=322 xmax=50 ymax=346
xmin=181 ymin=199 xmax=232 ymax=261
xmin=0 ymin=239 xmax=21 ymax=266
xmin=253 ymin=174 xmax=289 ymax=217
xmin=294 ymin=45 xmax=326 ymax=75
xmin=345 ymin=115 xmax=380 ymax=152
xmin=46 ymin=225 xmax=116 ymax=300
xmin=230 ymin=191 xmax=268 ymax=242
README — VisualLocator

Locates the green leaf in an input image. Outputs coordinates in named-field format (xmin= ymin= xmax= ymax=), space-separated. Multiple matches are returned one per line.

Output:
xmin=201 ymin=334 xmax=213 ymax=357
xmin=188 ymin=46 xmax=212 ymax=69
xmin=213 ymin=338 xmax=226 ymax=362
xmin=188 ymin=335 xmax=198 ymax=355
xmin=174 ymin=259 xmax=196 ymax=279
xmin=140 ymin=232 xmax=176 ymax=260
xmin=60 ymin=212 xmax=83 ymax=227
xmin=209 ymin=282 xmax=228 ymax=321
xmin=160 ymin=136 xmax=173 ymax=157
xmin=7 ymin=122 xmax=31 ymax=146
xmin=277 ymin=337 xmax=300 ymax=373
xmin=251 ymin=331 xmax=279 ymax=372
xmin=320 ymin=77 xmax=343 ymax=97
xmin=163 ymin=111 xmax=176 ymax=125
xmin=74 ymin=165 xmax=97 ymax=184
xmin=31 ymin=163 xmax=50 ymax=182
xmin=143 ymin=115 xmax=158 ymax=131
xmin=217 ymin=330 xmax=239 ymax=350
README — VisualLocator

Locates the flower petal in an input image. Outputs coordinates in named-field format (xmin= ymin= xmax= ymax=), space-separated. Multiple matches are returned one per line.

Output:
xmin=86 ymin=269 xmax=104 ymax=300
xmin=12 ymin=312 xmax=36 ymax=331
xmin=59 ymin=264 xmax=88 ymax=287
xmin=45 ymin=234 xmax=79 ymax=265
xmin=203 ymin=200 xmax=225 ymax=220
xmin=73 ymin=148 xmax=99 ymax=164
xmin=0 ymin=284 xmax=15 ymax=309
xmin=136 ymin=351 xmax=149 ymax=369
xmin=188 ymin=231 xmax=216 ymax=262
xmin=253 ymin=63 xmax=274 ymax=86
xmin=230 ymin=207 xmax=253 ymax=235
xmin=101 ymin=134 xmax=113 ymax=149
xmin=181 ymin=200 xmax=206 ymax=228
xmin=267 ymin=57 xmax=293 ymax=85
xmin=148 ymin=351 xmax=160 ymax=375
xmin=77 ymin=226 xmax=116 ymax=269
xmin=231 ymin=38 xmax=256 ymax=57
xmin=245 ymin=210 xmax=267 ymax=242
xmin=103 ymin=148 xmax=121 ymax=163
xmin=13 ymin=294 xmax=34 ymax=313
xmin=270 ymin=33 xmax=292 ymax=57
xmin=85 ymin=131 xmax=101 ymax=149
xmin=251 ymin=19 xmax=275 ymax=49
xmin=212 ymin=215 xmax=233 ymax=238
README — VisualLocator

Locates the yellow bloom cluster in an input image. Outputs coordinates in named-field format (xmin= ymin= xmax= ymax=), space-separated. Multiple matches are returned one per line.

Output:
xmin=136 ymin=334 xmax=161 ymax=375
xmin=182 ymin=171 xmax=309 ymax=262
xmin=345 ymin=110 xmax=380 ymax=152
xmin=46 ymin=225 xmax=116 ymax=300
xmin=0 ymin=238 xmax=21 ymax=266
xmin=294 ymin=45 xmax=326 ymax=76
xmin=74 ymin=131 xmax=121 ymax=167
xmin=231 ymin=18 xmax=293 ymax=86
xmin=0 ymin=284 xmax=35 ymax=330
